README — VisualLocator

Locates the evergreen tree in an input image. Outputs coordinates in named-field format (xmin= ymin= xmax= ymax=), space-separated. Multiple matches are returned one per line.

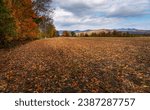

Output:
xmin=71 ymin=31 xmax=76 ymax=37
xmin=0 ymin=0 xmax=16 ymax=45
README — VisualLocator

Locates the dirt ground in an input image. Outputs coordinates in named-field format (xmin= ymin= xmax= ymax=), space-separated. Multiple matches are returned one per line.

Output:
xmin=0 ymin=37 xmax=150 ymax=93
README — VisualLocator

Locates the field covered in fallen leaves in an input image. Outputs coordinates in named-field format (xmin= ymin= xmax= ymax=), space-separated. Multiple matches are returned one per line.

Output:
xmin=0 ymin=37 xmax=150 ymax=93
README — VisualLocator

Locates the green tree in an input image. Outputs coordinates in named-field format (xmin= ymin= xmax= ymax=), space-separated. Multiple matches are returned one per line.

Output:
xmin=55 ymin=31 xmax=60 ymax=37
xmin=47 ymin=24 xmax=56 ymax=38
xmin=71 ymin=31 xmax=76 ymax=37
xmin=0 ymin=0 xmax=16 ymax=46
xmin=112 ymin=30 xmax=118 ymax=37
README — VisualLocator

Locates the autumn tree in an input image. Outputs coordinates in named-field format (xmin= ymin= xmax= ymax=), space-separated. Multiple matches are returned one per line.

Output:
xmin=32 ymin=0 xmax=53 ymax=16
xmin=33 ymin=0 xmax=56 ymax=38
xmin=0 ymin=0 xmax=55 ymax=47
xmin=91 ymin=32 xmax=97 ymax=37
xmin=84 ymin=33 xmax=89 ymax=37
xmin=4 ymin=0 xmax=40 ymax=40
xmin=43 ymin=23 xmax=56 ymax=38
xmin=79 ymin=33 xmax=85 ymax=37
xmin=62 ymin=31 xmax=70 ymax=37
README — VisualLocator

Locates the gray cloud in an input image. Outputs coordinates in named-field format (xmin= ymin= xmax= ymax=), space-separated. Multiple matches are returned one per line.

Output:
xmin=52 ymin=0 xmax=150 ymax=30
xmin=105 ymin=1 xmax=150 ymax=17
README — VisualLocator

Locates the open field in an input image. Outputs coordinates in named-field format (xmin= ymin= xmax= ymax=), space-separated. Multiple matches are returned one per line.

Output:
xmin=0 ymin=37 xmax=150 ymax=92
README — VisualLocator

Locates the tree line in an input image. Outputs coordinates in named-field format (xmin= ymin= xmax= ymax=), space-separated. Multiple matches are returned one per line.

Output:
xmin=0 ymin=0 xmax=56 ymax=47
xmin=77 ymin=31 xmax=143 ymax=37
xmin=59 ymin=30 xmax=148 ymax=37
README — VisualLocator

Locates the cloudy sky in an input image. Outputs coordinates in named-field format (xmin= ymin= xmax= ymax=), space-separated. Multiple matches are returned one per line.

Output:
xmin=52 ymin=0 xmax=150 ymax=30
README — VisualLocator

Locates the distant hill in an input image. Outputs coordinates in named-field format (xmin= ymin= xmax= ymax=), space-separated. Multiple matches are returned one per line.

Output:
xmin=76 ymin=29 xmax=115 ymax=36
xmin=58 ymin=28 xmax=150 ymax=36
xmin=116 ymin=28 xmax=150 ymax=35
xmin=75 ymin=28 xmax=150 ymax=35
xmin=117 ymin=28 xmax=138 ymax=31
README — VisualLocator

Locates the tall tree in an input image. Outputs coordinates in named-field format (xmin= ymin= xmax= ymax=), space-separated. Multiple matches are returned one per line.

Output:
xmin=32 ymin=0 xmax=53 ymax=15
xmin=4 ymin=0 xmax=40 ymax=40
xmin=32 ymin=0 xmax=55 ymax=38
xmin=0 ymin=0 xmax=16 ymax=45
xmin=71 ymin=31 xmax=76 ymax=37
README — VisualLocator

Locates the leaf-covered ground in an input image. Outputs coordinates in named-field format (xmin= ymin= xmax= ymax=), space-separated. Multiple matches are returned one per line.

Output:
xmin=0 ymin=37 xmax=150 ymax=93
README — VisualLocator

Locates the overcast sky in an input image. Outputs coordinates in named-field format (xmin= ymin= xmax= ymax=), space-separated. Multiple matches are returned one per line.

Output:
xmin=52 ymin=0 xmax=150 ymax=30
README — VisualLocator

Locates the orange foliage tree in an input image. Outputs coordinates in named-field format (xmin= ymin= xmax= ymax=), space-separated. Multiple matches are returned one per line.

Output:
xmin=5 ymin=0 xmax=40 ymax=40
xmin=2 ymin=0 xmax=55 ymax=44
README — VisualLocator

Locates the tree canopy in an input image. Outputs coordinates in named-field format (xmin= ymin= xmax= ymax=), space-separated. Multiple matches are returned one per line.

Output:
xmin=0 ymin=0 xmax=16 ymax=45
xmin=0 ymin=0 xmax=56 ymax=47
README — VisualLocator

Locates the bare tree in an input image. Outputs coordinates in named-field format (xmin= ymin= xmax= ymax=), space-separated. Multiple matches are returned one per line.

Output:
xmin=32 ymin=0 xmax=55 ymax=37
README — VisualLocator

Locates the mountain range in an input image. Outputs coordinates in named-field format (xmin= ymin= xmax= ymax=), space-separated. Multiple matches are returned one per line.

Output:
xmin=58 ymin=28 xmax=150 ymax=35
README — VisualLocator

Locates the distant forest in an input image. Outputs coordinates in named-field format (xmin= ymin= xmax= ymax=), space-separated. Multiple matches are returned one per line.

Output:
xmin=79 ymin=31 xmax=150 ymax=37
xmin=61 ymin=30 xmax=150 ymax=37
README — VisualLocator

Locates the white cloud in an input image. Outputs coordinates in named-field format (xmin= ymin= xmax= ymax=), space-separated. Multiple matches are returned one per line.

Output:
xmin=54 ymin=10 xmax=123 ymax=30
xmin=54 ymin=8 xmax=73 ymax=18
xmin=52 ymin=0 xmax=150 ymax=30
xmin=54 ymin=8 xmax=80 ymax=25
